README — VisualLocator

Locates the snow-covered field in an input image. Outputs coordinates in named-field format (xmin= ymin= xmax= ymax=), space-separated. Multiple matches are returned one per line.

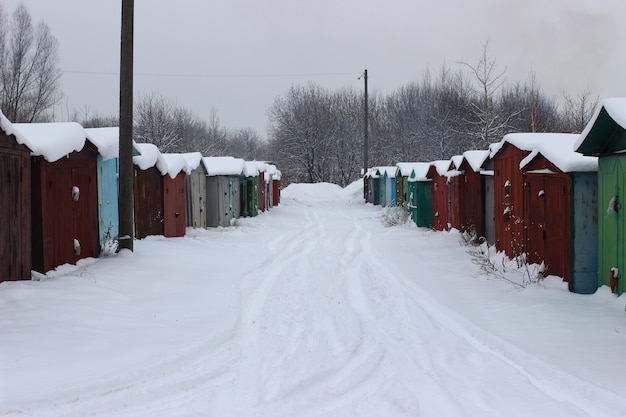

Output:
xmin=2 ymin=181 xmax=626 ymax=417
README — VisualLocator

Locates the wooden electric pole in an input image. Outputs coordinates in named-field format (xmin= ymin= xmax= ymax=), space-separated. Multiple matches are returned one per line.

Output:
xmin=118 ymin=0 xmax=134 ymax=251
xmin=363 ymin=68 xmax=369 ymax=174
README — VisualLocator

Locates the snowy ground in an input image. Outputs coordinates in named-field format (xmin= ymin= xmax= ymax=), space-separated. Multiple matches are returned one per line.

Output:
xmin=2 ymin=181 xmax=626 ymax=417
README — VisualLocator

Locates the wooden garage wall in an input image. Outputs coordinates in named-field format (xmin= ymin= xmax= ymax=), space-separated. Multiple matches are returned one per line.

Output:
xmin=0 ymin=131 xmax=31 ymax=281
xmin=134 ymin=166 xmax=164 ymax=239
xmin=31 ymin=145 xmax=100 ymax=273
xmin=493 ymin=143 xmax=528 ymax=258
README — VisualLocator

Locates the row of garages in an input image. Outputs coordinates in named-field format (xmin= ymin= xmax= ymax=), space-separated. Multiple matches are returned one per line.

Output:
xmin=0 ymin=113 xmax=280 ymax=281
xmin=365 ymin=98 xmax=626 ymax=296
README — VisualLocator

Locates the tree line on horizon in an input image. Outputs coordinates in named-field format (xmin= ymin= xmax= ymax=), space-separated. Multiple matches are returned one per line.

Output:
xmin=0 ymin=2 xmax=598 ymax=187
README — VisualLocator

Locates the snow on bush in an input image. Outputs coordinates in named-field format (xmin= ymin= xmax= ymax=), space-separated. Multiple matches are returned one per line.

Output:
xmin=380 ymin=206 xmax=411 ymax=227
xmin=466 ymin=241 xmax=545 ymax=288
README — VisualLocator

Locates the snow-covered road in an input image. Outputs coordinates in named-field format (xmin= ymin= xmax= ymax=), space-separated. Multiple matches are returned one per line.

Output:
xmin=2 ymin=182 xmax=626 ymax=416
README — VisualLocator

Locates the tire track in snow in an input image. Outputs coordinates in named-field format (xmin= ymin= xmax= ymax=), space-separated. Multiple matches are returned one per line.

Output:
xmin=226 ymin=206 xmax=331 ymax=414
xmin=375 ymin=250 xmax=626 ymax=417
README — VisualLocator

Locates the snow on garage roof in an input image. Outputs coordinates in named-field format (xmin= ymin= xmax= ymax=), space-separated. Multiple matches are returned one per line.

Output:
xmin=397 ymin=162 xmax=426 ymax=177
xmin=462 ymin=150 xmax=489 ymax=172
xmin=85 ymin=127 xmax=120 ymax=160
xmin=396 ymin=162 xmax=431 ymax=181
xmin=574 ymin=98 xmax=626 ymax=153
xmin=180 ymin=152 xmax=204 ymax=171
xmin=451 ymin=155 xmax=464 ymax=169
xmin=377 ymin=166 xmax=398 ymax=177
xmin=428 ymin=160 xmax=452 ymax=176
xmin=243 ymin=161 xmax=259 ymax=177
xmin=159 ymin=153 xmax=189 ymax=178
xmin=11 ymin=121 xmax=88 ymax=162
xmin=489 ymin=133 xmax=578 ymax=159
xmin=520 ymin=135 xmax=597 ymax=172
xmin=203 ymin=156 xmax=245 ymax=176
xmin=133 ymin=142 xmax=160 ymax=170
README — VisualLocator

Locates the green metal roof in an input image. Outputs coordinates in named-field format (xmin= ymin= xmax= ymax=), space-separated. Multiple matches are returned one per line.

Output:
xmin=576 ymin=105 xmax=626 ymax=156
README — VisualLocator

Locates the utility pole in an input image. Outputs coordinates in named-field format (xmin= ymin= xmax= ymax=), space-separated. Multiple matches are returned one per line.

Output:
xmin=118 ymin=0 xmax=134 ymax=251
xmin=362 ymin=68 xmax=369 ymax=174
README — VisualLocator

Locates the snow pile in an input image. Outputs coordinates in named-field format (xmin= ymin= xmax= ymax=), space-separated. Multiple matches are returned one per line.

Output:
xmin=281 ymin=182 xmax=346 ymax=203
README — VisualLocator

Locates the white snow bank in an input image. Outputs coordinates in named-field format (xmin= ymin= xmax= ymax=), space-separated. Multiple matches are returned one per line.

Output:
xmin=282 ymin=182 xmax=344 ymax=201
xmin=12 ymin=122 xmax=87 ymax=162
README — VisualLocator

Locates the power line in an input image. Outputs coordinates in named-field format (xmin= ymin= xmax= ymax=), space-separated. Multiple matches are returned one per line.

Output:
xmin=63 ymin=70 xmax=360 ymax=79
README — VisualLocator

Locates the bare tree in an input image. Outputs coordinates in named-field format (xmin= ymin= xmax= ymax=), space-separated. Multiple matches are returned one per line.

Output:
xmin=134 ymin=92 xmax=181 ymax=152
xmin=226 ymin=127 xmax=264 ymax=160
xmin=72 ymin=106 xmax=118 ymax=128
xmin=459 ymin=39 xmax=512 ymax=148
xmin=562 ymin=89 xmax=598 ymax=133
xmin=0 ymin=3 xmax=62 ymax=122
xmin=268 ymin=83 xmax=336 ymax=183
xmin=201 ymin=108 xmax=229 ymax=156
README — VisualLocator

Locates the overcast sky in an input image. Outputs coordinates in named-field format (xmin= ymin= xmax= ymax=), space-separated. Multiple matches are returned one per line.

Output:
xmin=3 ymin=0 xmax=625 ymax=138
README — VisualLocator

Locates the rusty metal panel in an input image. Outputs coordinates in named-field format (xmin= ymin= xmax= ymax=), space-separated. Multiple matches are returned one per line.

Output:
xmin=184 ymin=167 xmax=207 ymax=228
xmin=206 ymin=176 xmax=231 ymax=227
xmin=31 ymin=145 xmax=100 ymax=273
xmin=134 ymin=166 xmax=163 ymax=239
xmin=569 ymin=172 xmax=598 ymax=293
xmin=524 ymin=174 xmax=547 ymax=266
xmin=447 ymin=175 xmax=462 ymax=230
xmin=543 ymin=175 xmax=570 ymax=280
xmin=482 ymin=175 xmax=495 ymax=245
xmin=460 ymin=166 xmax=484 ymax=238
xmin=163 ymin=172 xmax=186 ymax=237
xmin=523 ymin=154 xmax=573 ymax=281
xmin=395 ymin=175 xmax=403 ymax=207
xmin=430 ymin=173 xmax=448 ymax=231
xmin=524 ymin=171 xmax=572 ymax=281
xmin=0 ymin=132 xmax=31 ymax=281
xmin=493 ymin=143 xmax=527 ymax=257
xmin=272 ymin=179 xmax=280 ymax=206
xmin=258 ymin=171 xmax=266 ymax=212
